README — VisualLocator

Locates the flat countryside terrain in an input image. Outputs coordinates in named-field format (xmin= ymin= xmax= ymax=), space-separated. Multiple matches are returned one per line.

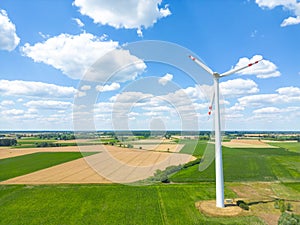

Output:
xmin=0 ymin=139 xmax=299 ymax=224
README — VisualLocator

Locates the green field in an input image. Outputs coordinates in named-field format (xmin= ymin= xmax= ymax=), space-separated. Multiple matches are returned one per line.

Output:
xmin=0 ymin=184 xmax=263 ymax=225
xmin=0 ymin=152 xmax=97 ymax=181
xmin=179 ymin=140 xmax=208 ymax=156
xmin=173 ymin=146 xmax=300 ymax=183
xmin=267 ymin=141 xmax=300 ymax=153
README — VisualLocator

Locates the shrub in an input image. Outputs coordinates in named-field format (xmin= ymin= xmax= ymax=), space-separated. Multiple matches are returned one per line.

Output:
xmin=35 ymin=142 xmax=61 ymax=148
xmin=287 ymin=203 xmax=292 ymax=212
xmin=279 ymin=200 xmax=286 ymax=213
xmin=237 ymin=200 xmax=249 ymax=210
xmin=183 ymin=158 xmax=201 ymax=169
xmin=274 ymin=199 xmax=280 ymax=209
xmin=278 ymin=212 xmax=299 ymax=225
xmin=239 ymin=203 xmax=249 ymax=210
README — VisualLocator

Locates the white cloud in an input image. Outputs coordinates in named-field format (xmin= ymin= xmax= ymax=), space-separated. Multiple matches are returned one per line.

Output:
xmin=38 ymin=32 xmax=50 ymax=39
xmin=85 ymin=48 xmax=146 ymax=82
xmin=21 ymin=33 xmax=146 ymax=82
xmin=253 ymin=106 xmax=300 ymax=115
xmin=137 ymin=28 xmax=143 ymax=37
xmin=73 ymin=0 xmax=171 ymax=34
xmin=220 ymin=78 xmax=259 ymax=97
xmin=255 ymin=0 xmax=296 ymax=9
xmin=276 ymin=86 xmax=300 ymax=96
xmin=256 ymin=0 xmax=300 ymax=27
xmin=234 ymin=55 xmax=280 ymax=78
xmin=21 ymin=33 xmax=116 ymax=79
xmin=236 ymin=86 xmax=300 ymax=108
xmin=2 ymin=109 xmax=24 ymax=116
xmin=96 ymin=82 xmax=120 ymax=92
xmin=72 ymin=18 xmax=84 ymax=27
xmin=281 ymin=16 xmax=300 ymax=27
xmin=237 ymin=94 xmax=282 ymax=107
xmin=158 ymin=73 xmax=173 ymax=86
xmin=0 ymin=80 xmax=77 ymax=98
xmin=24 ymin=100 xmax=72 ymax=110
xmin=0 ymin=9 xmax=20 ymax=51
xmin=110 ymin=91 xmax=153 ymax=103
xmin=80 ymin=85 xmax=91 ymax=91
xmin=0 ymin=100 xmax=15 ymax=106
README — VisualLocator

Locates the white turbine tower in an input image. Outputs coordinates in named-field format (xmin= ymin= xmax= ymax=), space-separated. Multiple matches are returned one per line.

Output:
xmin=189 ymin=55 xmax=262 ymax=208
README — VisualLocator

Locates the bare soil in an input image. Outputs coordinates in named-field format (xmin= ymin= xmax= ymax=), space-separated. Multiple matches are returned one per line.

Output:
xmin=195 ymin=200 xmax=243 ymax=217
xmin=223 ymin=139 xmax=278 ymax=148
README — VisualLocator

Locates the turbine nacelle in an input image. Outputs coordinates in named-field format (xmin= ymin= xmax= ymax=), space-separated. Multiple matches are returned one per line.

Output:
xmin=213 ymin=72 xmax=220 ymax=78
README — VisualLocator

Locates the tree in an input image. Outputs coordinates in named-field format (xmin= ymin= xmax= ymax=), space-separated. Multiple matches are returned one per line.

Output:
xmin=0 ymin=138 xmax=17 ymax=146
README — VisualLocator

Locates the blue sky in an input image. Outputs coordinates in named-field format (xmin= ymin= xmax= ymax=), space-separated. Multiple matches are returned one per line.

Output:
xmin=0 ymin=0 xmax=300 ymax=131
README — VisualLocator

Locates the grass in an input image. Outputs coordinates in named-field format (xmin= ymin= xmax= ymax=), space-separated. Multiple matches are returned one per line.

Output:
xmin=267 ymin=141 xmax=300 ymax=153
xmin=0 ymin=152 xmax=97 ymax=181
xmin=0 ymin=184 xmax=263 ymax=225
xmin=172 ymin=145 xmax=300 ymax=183
xmin=179 ymin=140 xmax=208 ymax=156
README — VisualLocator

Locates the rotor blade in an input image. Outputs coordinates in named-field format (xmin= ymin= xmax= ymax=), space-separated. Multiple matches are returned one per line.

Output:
xmin=189 ymin=55 xmax=214 ymax=75
xmin=208 ymin=91 xmax=215 ymax=116
xmin=220 ymin=59 xmax=263 ymax=77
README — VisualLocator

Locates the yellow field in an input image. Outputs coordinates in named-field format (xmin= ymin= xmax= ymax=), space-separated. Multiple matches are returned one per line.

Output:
xmin=222 ymin=139 xmax=278 ymax=148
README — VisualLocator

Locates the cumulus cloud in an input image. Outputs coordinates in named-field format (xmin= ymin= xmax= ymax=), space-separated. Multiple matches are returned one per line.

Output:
xmin=237 ymin=94 xmax=283 ymax=107
xmin=276 ymin=86 xmax=300 ymax=96
xmin=0 ymin=80 xmax=77 ymax=98
xmin=253 ymin=106 xmax=300 ymax=115
xmin=73 ymin=0 xmax=171 ymax=35
xmin=80 ymin=85 xmax=91 ymax=91
xmin=2 ymin=109 xmax=24 ymax=116
xmin=0 ymin=100 xmax=15 ymax=106
xmin=72 ymin=18 xmax=84 ymax=27
xmin=96 ymin=82 xmax=120 ymax=92
xmin=281 ymin=16 xmax=300 ymax=27
xmin=21 ymin=33 xmax=146 ymax=82
xmin=158 ymin=73 xmax=173 ymax=86
xmin=86 ymin=48 xmax=146 ymax=82
xmin=110 ymin=91 xmax=153 ymax=103
xmin=233 ymin=55 xmax=280 ymax=79
xmin=24 ymin=100 xmax=72 ymax=110
xmin=220 ymin=78 xmax=259 ymax=97
xmin=0 ymin=9 xmax=20 ymax=51
xmin=236 ymin=86 xmax=300 ymax=109
xmin=255 ymin=0 xmax=300 ymax=27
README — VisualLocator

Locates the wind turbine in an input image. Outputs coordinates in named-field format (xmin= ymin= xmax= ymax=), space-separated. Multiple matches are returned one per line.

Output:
xmin=189 ymin=55 xmax=262 ymax=208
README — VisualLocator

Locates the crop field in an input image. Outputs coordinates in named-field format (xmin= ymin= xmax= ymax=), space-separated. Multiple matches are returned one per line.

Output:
xmin=266 ymin=141 xmax=300 ymax=153
xmin=0 ymin=184 xmax=264 ymax=225
xmin=173 ymin=142 xmax=300 ymax=183
xmin=0 ymin=139 xmax=299 ymax=224
xmin=0 ymin=152 xmax=97 ymax=182
xmin=179 ymin=140 xmax=208 ymax=156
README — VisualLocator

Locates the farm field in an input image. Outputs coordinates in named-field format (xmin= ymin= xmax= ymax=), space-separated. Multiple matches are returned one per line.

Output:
xmin=0 ymin=145 xmax=101 ymax=159
xmin=222 ymin=139 xmax=278 ymax=148
xmin=173 ymin=145 xmax=300 ymax=182
xmin=0 ymin=152 xmax=97 ymax=182
xmin=0 ymin=139 xmax=299 ymax=224
xmin=266 ymin=141 xmax=300 ymax=153
xmin=0 ymin=183 xmax=264 ymax=225
xmin=0 ymin=145 xmax=194 ymax=184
